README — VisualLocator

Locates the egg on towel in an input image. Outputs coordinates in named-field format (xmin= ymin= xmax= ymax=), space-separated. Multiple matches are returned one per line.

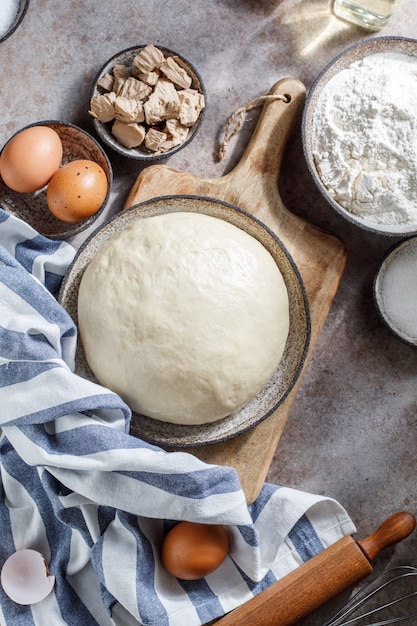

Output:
xmin=161 ymin=522 xmax=230 ymax=580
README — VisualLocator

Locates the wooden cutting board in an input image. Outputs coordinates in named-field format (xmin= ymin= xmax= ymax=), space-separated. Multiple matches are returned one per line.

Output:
xmin=124 ymin=77 xmax=347 ymax=503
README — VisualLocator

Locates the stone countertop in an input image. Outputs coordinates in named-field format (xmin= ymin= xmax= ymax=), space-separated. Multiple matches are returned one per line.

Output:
xmin=1 ymin=0 xmax=417 ymax=623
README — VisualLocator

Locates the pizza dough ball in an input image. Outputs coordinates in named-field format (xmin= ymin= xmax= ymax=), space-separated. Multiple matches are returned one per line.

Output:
xmin=78 ymin=212 xmax=290 ymax=425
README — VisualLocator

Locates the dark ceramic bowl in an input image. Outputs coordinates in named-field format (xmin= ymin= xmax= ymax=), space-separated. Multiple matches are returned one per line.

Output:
xmin=0 ymin=0 xmax=29 ymax=44
xmin=59 ymin=195 xmax=311 ymax=448
xmin=89 ymin=45 xmax=206 ymax=161
xmin=303 ymin=36 xmax=417 ymax=237
xmin=0 ymin=120 xmax=113 ymax=239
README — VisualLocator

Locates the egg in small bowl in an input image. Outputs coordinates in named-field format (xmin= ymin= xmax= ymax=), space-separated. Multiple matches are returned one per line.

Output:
xmin=0 ymin=120 xmax=113 ymax=239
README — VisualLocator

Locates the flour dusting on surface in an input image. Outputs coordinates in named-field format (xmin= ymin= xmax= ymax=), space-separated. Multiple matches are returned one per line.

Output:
xmin=311 ymin=52 xmax=417 ymax=226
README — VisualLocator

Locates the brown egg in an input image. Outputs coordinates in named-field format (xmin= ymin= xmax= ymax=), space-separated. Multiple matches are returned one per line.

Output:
xmin=0 ymin=126 xmax=63 ymax=193
xmin=161 ymin=521 xmax=229 ymax=580
xmin=46 ymin=159 xmax=108 ymax=223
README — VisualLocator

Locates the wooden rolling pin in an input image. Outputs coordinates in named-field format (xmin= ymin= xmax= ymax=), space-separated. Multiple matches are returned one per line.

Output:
xmin=215 ymin=511 xmax=416 ymax=626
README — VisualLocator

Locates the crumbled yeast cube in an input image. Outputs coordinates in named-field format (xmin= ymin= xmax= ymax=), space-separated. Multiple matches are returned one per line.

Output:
xmin=178 ymin=89 xmax=205 ymax=126
xmin=111 ymin=120 xmax=146 ymax=148
xmin=114 ymin=97 xmax=145 ymax=124
xmin=112 ymin=64 xmax=130 ymax=92
xmin=148 ymin=120 xmax=190 ymax=154
xmin=133 ymin=70 xmax=160 ymax=86
xmin=144 ymin=79 xmax=180 ymax=125
xmin=117 ymin=76 xmax=152 ymax=101
xmin=144 ymin=127 xmax=168 ymax=152
xmin=159 ymin=56 xmax=192 ymax=89
xmin=89 ymin=92 xmax=116 ymax=123
xmin=165 ymin=118 xmax=190 ymax=146
xmin=97 ymin=73 xmax=114 ymax=92
xmin=132 ymin=44 xmax=165 ymax=73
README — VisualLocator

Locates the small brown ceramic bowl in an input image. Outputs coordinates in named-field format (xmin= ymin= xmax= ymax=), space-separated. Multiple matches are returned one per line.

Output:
xmin=89 ymin=44 xmax=206 ymax=161
xmin=59 ymin=195 xmax=311 ymax=448
xmin=0 ymin=120 xmax=113 ymax=239
xmin=303 ymin=36 xmax=417 ymax=237
xmin=0 ymin=0 xmax=29 ymax=44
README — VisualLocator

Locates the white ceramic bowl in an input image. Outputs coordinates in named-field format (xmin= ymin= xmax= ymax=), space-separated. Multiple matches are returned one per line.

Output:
xmin=374 ymin=236 xmax=417 ymax=347
xmin=0 ymin=120 xmax=113 ymax=239
xmin=303 ymin=36 xmax=417 ymax=237
xmin=0 ymin=0 xmax=29 ymax=44
xmin=89 ymin=45 xmax=206 ymax=161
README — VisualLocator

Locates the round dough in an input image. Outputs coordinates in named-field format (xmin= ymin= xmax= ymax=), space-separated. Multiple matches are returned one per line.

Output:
xmin=77 ymin=212 xmax=290 ymax=425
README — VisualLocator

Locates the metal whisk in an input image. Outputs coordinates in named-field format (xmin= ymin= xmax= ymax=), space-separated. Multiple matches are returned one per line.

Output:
xmin=323 ymin=564 xmax=417 ymax=625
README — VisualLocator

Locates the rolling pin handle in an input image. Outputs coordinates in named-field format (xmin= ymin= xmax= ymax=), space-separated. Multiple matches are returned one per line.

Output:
xmin=357 ymin=511 xmax=416 ymax=561
xmin=213 ymin=511 xmax=416 ymax=626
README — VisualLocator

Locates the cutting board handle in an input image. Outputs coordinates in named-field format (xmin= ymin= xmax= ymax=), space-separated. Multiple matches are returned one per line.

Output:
xmin=233 ymin=77 xmax=306 ymax=183
xmin=358 ymin=511 xmax=416 ymax=561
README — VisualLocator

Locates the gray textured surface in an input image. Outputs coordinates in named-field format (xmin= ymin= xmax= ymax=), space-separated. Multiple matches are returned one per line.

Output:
xmin=1 ymin=0 xmax=417 ymax=623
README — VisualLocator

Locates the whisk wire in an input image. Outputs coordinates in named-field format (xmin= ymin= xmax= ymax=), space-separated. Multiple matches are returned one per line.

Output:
xmin=323 ymin=564 xmax=417 ymax=626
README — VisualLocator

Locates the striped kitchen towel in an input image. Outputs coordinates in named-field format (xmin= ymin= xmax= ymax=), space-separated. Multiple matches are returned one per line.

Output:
xmin=0 ymin=208 xmax=355 ymax=626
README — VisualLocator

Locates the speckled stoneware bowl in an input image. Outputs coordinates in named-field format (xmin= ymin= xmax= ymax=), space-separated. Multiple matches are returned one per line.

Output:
xmin=0 ymin=0 xmax=29 ymax=44
xmin=58 ymin=195 xmax=311 ymax=448
xmin=303 ymin=36 xmax=417 ymax=237
xmin=89 ymin=45 xmax=206 ymax=161
xmin=0 ymin=120 xmax=113 ymax=239
xmin=374 ymin=237 xmax=417 ymax=348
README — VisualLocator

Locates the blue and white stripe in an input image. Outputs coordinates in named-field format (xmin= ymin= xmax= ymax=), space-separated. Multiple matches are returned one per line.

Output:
xmin=0 ymin=208 xmax=355 ymax=625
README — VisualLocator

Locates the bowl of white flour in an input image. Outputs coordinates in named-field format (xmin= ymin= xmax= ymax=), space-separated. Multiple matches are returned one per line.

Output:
xmin=303 ymin=37 xmax=417 ymax=236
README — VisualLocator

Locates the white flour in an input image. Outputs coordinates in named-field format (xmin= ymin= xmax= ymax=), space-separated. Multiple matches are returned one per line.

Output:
xmin=311 ymin=52 xmax=417 ymax=226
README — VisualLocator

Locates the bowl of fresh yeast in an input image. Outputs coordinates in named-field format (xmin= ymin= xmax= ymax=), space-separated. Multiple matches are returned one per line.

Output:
xmin=89 ymin=44 xmax=206 ymax=161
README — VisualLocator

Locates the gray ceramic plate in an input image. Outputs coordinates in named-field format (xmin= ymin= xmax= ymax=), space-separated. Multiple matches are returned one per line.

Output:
xmin=59 ymin=195 xmax=311 ymax=447
xmin=303 ymin=36 xmax=417 ymax=237
xmin=0 ymin=121 xmax=113 ymax=239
